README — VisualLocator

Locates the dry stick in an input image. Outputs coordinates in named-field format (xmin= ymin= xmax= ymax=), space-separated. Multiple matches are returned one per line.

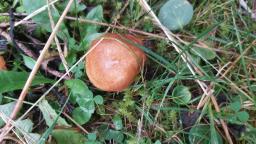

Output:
xmin=197 ymin=62 xmax=231 ymax=109
xmin=0 ymin=0 xmax=74 ymax=141
xmin=62 ymin=112 xmax=88 ymax=134
xmin=65 ymin=16 xmax=166 ymax=39
xmin=47 ymin=0 xmax=70 ymax=77
xmin=138 ymin=0 xmax=234 ymax=144
xmin=0 ymin=38 xmax=104 ymax=139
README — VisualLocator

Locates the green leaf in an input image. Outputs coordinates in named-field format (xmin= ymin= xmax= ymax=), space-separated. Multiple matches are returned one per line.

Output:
xmin=52 ymin=129 xmax=86 ymax=144
xmin=22 ymin=0 xmax=70 ymax=39
xmin=94 ymin=95 xmax=104 ymax=105
xmin=0 ymin=71 xmax=53 ymax=93
xmin=104 ymin=129 xmax=124 ymax=143
xmin=24 ymin=133 xmax=41 ymax=144
xmin=158 ymin=0 xmax=193 ymax=30
xmin=65 ymin=79 xmax=92 ymax=104
xmin=189 ymin=125 xmax=223 ymax=144
xmin=192 ymin=47 xmax=217 ymax=60
xmin=65 ymin=79 xmax=96 ymax=125
xmin=228 ymin=101 xmax=241 ymax=112
xmin=237 ymin=111 xmax=249 ymax=122
xmin=15 ymin=119 xmax=41 ymax=144
xmin=172 ymin=85 xmax=191 ymax=105
xmin=58 ymin=0 xmax=86 ymax=14
xmin=112 ymin=115 xmax=123 ymax=130
xmin=87 ymin=133 xmax=97 ymax=141
xmin=85 ymin=5 xmax=103 ymax=34
xmin=21 ymin=54 xmax=36 ymax=70
xmin=38 ymin=99 xmax=70 ymax=127
xmin=0 ymin=102 xmax=16 ymax=127
xmin=72 ymin=107 xmax=92 ymax=124
xmin=79 ymin=33 xmax=102 ymax=51
xmin=154 ymin=140 xmax=162 ymax=144
xmin=16 ymin=119 xmax=33 ymax=133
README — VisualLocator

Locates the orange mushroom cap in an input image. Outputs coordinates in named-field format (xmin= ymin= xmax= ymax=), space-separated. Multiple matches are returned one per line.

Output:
xmin=0 ymin=56 xmax=6 ymax=70
xmin=85 ymin=33 xmax=146 ymax=92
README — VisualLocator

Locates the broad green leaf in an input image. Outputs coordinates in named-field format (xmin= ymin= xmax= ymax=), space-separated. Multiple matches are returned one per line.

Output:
xmin=72 ymin=107 xmax=92 ymax=124
xmin=0 ymin=71 xmax=53 ymax=93
xmin=78 ymin=100 xmax=95 ymax=114
xmin=0 ymin=102 xmax=16 ymax=127
xmin=22 ymin=0 xmax=70 ymax=39
xmin=16 ymin=119 xmax=33 ymax=133
xmin=58 ymin=0 xmax=86 ymax=14
xmin=189 ymin=125 xmax=223 ymax=144
xmin=94 ymin=95 xmax=104 ymax=105
xmin=228 ymin=101 xmax=241 ymax=112
xmin=52 ymin=129 xmax=86 ymax=144
xmin=112 ymin=115 xmax=123 ymax=130
xmin=87 ymin=133 xmax=97 ymax=141
xmin=65 ymin=79 xmax=93 ymax=104
xmin=65 ymin=79 xmax=96 ymax=125
xmin=192 ymin=47 xmax=217 ymax=60
xmin=154 ymin=140 xmax=162 ymax=144
xmin=38 ymin=99 xmax=70 ymax=127
xmin=237 ymin=111 xmax=249 ymax=122
xmin=79 ymin=33 xmax=102 ymax=51
xmin=15 ymin=119 xmax=41 ymax=144
xmin=24 ymin=133 xmax=41 ymax=144
xmin=21 ymin=54 xmax=36 ymax=70
xmin=172 ymin=85 xmax=191 ymax=105
xmin=77 ymin=6 xmax=103 ymax=51
xmin=84 ymin=5 xmax=103 ymax=35
xmin=104 ymin=129 xmax=124 ymax=143
xmin=158 ymin=0 xmax=193 ymax=30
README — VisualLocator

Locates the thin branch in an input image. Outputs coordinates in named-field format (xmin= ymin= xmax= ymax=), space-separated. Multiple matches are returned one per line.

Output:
xmin=47 ymin=0 xmax=70 ymax=77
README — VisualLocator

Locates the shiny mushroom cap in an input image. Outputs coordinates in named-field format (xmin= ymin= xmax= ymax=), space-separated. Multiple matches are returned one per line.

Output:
xmin=85 ymin=33 xmax=146 ymax=92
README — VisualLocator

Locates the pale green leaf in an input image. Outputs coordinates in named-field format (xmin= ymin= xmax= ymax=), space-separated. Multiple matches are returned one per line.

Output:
xmin=52 ymin=129 xmax=86 ymax=144
xmin=172 ymin=85 xmax=191 ymax=105
xmin=158 ymin=0 xmax=193 ymax=30
xmin=192 ymin=47 xmax=217 ymax=60
xmin=0 ymin=102 xmax=16 ymax=127
xmin=22 ymin=54 xmax=36 ymax=70
xmin=94 ymin=95 xmax=104 ymax=105
xmin=112 ymin=115 xmax=123 ymax=130
xmin=38 ymin=99 xmax=70 ymax=127
xmin=72 ymin=107 xmax=92 ymax=125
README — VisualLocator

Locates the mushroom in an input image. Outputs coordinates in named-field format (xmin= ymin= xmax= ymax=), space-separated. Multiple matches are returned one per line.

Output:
xmin=0 ymin=56 xmax=6 ymax=70
xmin=85 ymin=33 xmax=146 ymax=92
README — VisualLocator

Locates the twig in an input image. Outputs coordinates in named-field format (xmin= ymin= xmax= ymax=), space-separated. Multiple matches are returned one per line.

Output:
xmin=47 ymin=0 xmax=70 ymax=77
xmin=1 ymin=29 xmax=67 ymax=78
xmin=0 ymin=0 xmax=75 ymax=141
xmin=65 ymin=16 xmax=166 ymax=39
xmin=62 ymin=112 xmax=88 ymax=134
xmin=42 ymin=57 xmax=70 ymax=79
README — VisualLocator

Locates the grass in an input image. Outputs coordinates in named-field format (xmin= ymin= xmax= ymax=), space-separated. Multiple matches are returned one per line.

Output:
xmin=0 ymin=0 xmax=256 ymax=143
